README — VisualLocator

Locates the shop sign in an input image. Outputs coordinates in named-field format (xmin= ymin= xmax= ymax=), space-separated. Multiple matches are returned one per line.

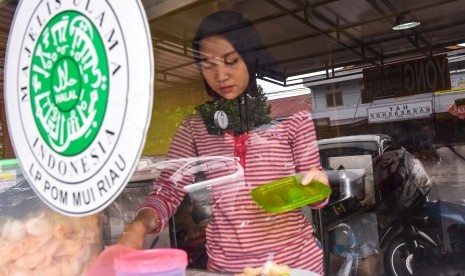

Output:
xmin=4 ymin=0 xmax=153 ymax=216
xmin=368 ymin=101 xmax=432 ymax=123
xmin=448 ymin=98 xmax=465 ymax=119
xmin=362 ymin=55 xmax=451 ymax=103
xmin=313 ymin=117 xmax=330 ymax=127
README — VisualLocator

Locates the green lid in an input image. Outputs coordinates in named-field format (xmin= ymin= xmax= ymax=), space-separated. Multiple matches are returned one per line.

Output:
xmin=0 ymin=159 xmax=19 ymax=172
xmin=0 ymin=159 xmax=19 ymax=167
xmin=250 ymin=175 xmax=332 ymax=213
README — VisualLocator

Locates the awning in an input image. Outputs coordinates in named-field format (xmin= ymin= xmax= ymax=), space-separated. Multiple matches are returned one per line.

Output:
xmin=2 ymin=0 xmax=465 ymax=92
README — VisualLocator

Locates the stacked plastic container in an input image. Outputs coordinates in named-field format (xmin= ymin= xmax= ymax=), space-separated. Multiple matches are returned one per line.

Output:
xmin=88 ymin=245 xmax=188 ymax=276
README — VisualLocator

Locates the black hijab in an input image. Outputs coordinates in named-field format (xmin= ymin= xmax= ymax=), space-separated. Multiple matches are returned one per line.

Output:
xmin=192 ymin=11 xmax=277 ymax=99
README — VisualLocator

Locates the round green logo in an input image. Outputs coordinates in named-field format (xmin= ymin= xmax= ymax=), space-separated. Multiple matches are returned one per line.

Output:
xmin=30 ymin=11 xmax=109 ymax=156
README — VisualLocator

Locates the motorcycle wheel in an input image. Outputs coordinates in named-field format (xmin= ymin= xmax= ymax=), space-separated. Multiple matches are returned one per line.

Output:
xmin=384 ymin=236 xmax=424 ymax=276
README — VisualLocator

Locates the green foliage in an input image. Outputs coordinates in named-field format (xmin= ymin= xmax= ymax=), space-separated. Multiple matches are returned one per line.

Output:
xmin=195 ymin=89 xmax=272 ymax=135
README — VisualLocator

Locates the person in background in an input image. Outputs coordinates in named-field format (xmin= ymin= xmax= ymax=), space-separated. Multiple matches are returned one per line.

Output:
xmin=118 ymin=10 xmax=329 ymax=275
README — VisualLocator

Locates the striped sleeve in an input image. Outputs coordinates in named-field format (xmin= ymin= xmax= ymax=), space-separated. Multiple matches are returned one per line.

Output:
xmin=288 ymin=110 xmax=322 ymax=173
xmin=139 ymin=117 xmax=198 ymax=233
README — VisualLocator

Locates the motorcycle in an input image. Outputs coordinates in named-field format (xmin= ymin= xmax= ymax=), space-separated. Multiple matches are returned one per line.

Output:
xmin=375 ymin=146 xmax=465 ymax=276
xmin=380 ymin=199 xmax=465 ymax=276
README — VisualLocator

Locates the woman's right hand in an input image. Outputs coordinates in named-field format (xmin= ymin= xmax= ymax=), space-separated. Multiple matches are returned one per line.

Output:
xmin=117 ymin=209 xmax=159 ymax=249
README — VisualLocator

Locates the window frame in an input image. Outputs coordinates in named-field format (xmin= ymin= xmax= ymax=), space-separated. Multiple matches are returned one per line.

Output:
xmin=325 ymin=91 xmax=343 ymax=107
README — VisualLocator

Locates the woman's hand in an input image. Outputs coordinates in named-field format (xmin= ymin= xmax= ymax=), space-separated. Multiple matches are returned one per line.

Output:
xmin=117 ymin=209 xmax=159 ymax=249
xmin=301 ymin=167 xmax=329 ymax=186
xmin=301 ymin=167 xmax=330 ymax=209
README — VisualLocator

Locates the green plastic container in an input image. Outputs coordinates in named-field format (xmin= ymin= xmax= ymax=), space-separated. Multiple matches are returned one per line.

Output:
xmin=250 ymin=175 xmax=332 ymax=213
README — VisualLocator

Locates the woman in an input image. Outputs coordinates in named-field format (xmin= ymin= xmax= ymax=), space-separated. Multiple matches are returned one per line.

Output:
xmin=118 ymin=10 xmax=328 ymax=274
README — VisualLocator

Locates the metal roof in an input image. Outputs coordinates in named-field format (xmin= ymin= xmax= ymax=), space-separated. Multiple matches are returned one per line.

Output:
xmin=146 ymin=0 xmax=465 ymax=92
xmin=267 ymin=94 xmax=311 ymax=118
xmin=3 ymin=0 xmax=465 ymax=93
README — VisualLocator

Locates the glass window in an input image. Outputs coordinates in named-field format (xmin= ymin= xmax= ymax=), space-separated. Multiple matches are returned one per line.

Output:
xmin=326 ymin=91 xmax=343 ymax=107
xmin=2 ymin=1 xmax=465 ymax=276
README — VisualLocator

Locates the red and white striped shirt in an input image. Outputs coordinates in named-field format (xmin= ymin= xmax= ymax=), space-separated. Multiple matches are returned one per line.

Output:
xmin=141 ymin=110 xmax=324 ymax=274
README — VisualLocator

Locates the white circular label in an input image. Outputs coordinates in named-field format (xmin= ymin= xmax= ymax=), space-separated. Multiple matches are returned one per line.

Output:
xmin=214 ymin=110 xmax=228 ymax=130
xmin=4 ymin=0 xmax=153 ymax=216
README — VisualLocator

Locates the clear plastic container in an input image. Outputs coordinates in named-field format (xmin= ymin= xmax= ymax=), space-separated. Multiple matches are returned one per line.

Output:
xmin=251 ymin=174 xmax=332 ymax=213
xmin=114 ymin=248 xmax=187 ymax=276
xmin=0 ymin=159 xmax=102 ymax=276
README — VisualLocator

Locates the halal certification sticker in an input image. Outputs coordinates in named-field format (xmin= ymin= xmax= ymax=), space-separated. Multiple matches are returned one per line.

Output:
xmin=31 ymin=10 xmax=109 ymax=156
xmin=4 ymin=1 xmax=153 ymax=216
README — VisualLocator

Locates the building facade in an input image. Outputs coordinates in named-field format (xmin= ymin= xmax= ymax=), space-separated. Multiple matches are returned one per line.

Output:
xmin=306 ymin=54 xmax=465 ymax=155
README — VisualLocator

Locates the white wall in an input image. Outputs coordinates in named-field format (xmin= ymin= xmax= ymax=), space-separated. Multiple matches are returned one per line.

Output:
xmin=308 ymin=71 xmax=465 ymax=124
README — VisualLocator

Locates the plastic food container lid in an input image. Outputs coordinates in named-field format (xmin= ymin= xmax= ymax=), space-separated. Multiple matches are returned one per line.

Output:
xmin=114 ymin=248 xmax=188 ymax=273
xmin=250 ymin=174 xmax=332 ymax=213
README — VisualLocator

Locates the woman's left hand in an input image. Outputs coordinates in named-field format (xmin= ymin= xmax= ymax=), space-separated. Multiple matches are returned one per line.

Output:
xmin=301 ymin=167 xmax=329 ymax=186
xmin=301 ymin=167 xmax=330 ymax=209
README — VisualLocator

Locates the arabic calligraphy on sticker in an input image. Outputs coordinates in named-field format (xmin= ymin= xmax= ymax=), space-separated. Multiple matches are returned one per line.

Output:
xmin=4 ymin=0 xmax=153 ymax=216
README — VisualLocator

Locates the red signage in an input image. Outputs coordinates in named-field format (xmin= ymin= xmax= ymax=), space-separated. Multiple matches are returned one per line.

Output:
xmin=448 ymin=100 xmax=465 ymax=120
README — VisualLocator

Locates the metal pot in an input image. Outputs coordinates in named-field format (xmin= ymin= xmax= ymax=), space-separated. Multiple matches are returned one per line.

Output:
xmin=340 ymin=169 xmax=366 ymax=200
xmin=325 ymin=169 xmax=366 ymax=200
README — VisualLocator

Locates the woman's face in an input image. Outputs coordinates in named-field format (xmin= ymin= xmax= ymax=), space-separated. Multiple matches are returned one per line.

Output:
xmin=198 ymin=35 xmax=249 ymax=100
